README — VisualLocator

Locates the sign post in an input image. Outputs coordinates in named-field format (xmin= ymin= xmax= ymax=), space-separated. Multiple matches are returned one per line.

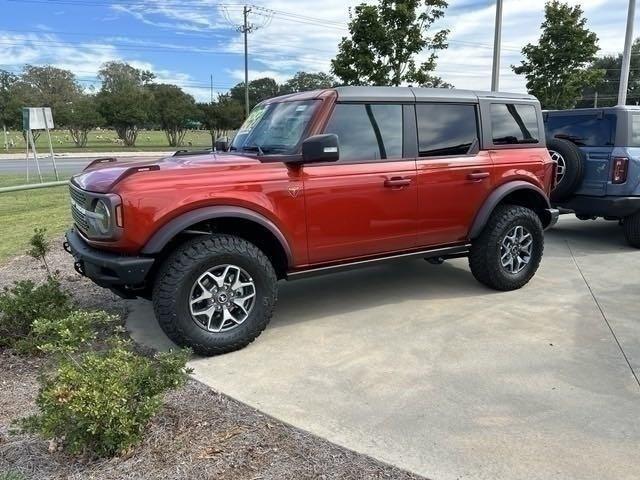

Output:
xmin=22 ymin=107 xmax=56 ymax=183
xmin=42 ymin=107 xmax=59 ymax=180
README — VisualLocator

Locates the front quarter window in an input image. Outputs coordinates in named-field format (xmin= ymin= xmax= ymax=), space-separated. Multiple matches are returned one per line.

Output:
xmin=231 ymin=100 xmax=319 ymax=155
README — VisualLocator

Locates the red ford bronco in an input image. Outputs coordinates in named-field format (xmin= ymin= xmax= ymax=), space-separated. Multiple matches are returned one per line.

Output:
xmin=65 ymin=86 xmax=558 ymax=355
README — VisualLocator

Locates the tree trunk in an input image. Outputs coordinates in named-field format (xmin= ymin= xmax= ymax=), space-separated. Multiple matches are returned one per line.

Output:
xmin=116 ymin=126 xmax=138 ymax=147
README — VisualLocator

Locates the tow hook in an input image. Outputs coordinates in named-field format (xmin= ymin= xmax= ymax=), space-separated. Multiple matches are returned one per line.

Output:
xmin=74 ymin=261 xmax=86 ymax=277
xmin=62 ymin=241 xmax=71 ymax=254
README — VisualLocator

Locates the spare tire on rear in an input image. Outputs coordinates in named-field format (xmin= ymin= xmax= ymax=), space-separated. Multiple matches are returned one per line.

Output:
xmin=547 ymin=138 xmax=584 ymax=202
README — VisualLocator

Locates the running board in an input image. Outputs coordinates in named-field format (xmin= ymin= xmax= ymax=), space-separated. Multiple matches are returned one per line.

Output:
xmin=286 ymin=244 xmax=471 ymax=280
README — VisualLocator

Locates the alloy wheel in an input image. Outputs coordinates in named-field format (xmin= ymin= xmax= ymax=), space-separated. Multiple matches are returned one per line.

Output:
xmin=500 ymin=225 xmax=533 ymax=274
xmin=189 ymin=264 xmax=256 ymax=333
xmin=549 ymin=149 xmax=566 ymax=185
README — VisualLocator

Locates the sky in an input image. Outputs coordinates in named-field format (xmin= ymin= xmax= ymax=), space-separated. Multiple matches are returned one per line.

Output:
xmin=0 ymin=0 xmax=637 ymax=102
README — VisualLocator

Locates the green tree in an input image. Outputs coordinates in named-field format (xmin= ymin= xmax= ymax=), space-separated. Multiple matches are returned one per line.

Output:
xmin=331 ymin=0 xmax=449 ymax=87
xmin=0 ymin=70 xmax=19 ymax=132
xmin=18 ymin=65 xmax=83 ymax=114
xmin=148 ymin=84 xmax=197 ymax=147
xmin=56 ymin=95 xmax=103 ymax=147
xmin=512 ymin=1 xmax=605 ymax=109
xmin=578 ymin=38 xmax=640 ymax=107
xmin=97 ymin=62 xmax=155 ymax=147
xmin=229 ymin=77 xmax=279 ymax=109
xmin=279 ymin=71 xmax=336 ymax=94
xmin=198 ymin=94 xmax=244 ymax=145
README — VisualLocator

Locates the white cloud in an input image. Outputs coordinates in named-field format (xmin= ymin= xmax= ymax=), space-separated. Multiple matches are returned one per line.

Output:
xmin=0 ymin=32 xmax=210 ymax=101
xmin=126 ymin=0 xmax=638 ymax=94
xmin=3 ymin=0 xmax=639 ymax=102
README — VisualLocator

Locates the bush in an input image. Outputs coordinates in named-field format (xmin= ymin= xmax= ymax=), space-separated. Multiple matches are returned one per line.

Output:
xmin=21 ymin=343 xmax=191 ymax=457
xmin=0 ymin=472 xmax=26 ymax=480
xmin=0 ymin=278 xmax=73 ymax=350
xmin=32 ymin=310 xmax=120 ymax=354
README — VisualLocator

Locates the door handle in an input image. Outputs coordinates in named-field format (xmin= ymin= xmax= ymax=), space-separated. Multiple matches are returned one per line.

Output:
xmin=384 ymin=177 xmax=412 ymax=188
xmin=467 ymin=172 xmax=490 ymax=181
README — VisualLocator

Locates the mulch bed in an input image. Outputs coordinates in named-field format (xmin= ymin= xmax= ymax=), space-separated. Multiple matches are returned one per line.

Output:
xmin=0 ymin=243 xmax=426 ymax=480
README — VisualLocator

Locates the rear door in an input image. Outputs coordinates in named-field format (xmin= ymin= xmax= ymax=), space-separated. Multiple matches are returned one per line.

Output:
xmin=545 ymin=111 xmax=616 ymax=196
xmin=415 ymin=102 xmax=493 ymax=246
xmin=303 ymin=102 xmax=418 ymax=264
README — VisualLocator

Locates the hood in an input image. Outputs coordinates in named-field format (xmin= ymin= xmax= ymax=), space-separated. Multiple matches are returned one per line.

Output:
xmin=72 ymin=152 xmax=260 ymax=193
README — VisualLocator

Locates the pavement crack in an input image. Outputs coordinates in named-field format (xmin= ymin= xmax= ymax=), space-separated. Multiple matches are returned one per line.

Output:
xmin=566 ymin=240 xmax=640 ymax=392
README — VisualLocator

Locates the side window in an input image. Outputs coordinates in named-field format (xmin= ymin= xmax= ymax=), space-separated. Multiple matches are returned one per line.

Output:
xmin=545 ymin=113 xmax=615 ymax=147
xmin=491 ymin=103 xmax=539 ymax=145
xmin=324 ymin=103 xmax=403 ymax=162
xmin=416 ymin=104 xmax=478 ymax=157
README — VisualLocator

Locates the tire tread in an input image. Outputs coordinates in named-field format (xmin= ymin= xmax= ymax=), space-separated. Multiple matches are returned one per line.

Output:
xmin=152 ymin=235 xmax=277 ymax=356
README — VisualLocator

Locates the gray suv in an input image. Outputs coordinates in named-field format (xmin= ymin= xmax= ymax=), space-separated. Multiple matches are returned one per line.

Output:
xmin=544 ymin=106 xmax=640 ymax=247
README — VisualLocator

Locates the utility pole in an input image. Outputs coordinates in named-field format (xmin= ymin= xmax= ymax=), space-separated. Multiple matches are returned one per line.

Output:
xmin=210 ymin=74 xmax=214 ymax=103
xmin=242 ymin=5 xmax=252 ymax=118
xmin=221 ymin=5 xmax=271 ymax=118
xmin=491 ymin=0 xmax=503 ymax=92
xmin=618 ymin=0 xmax=637 ymax=106
xmin=594 ymin=91 xmax=598 ymax=108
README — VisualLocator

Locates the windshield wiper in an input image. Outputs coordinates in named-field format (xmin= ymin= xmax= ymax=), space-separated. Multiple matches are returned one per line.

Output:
xmin=242 ymin=144 xmax=264 ymax=156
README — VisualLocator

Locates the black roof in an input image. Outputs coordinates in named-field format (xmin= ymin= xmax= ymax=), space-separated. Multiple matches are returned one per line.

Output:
xmin=262 ymin=86 xmax=537 ymax=105
xmin=334 ymin=86 xmax=536 ymax=103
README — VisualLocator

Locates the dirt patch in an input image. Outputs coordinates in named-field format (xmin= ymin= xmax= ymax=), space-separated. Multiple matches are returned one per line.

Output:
xmin=0 ymin=240 xmax=427 ymax=480
xmin=0 ymin=238 xmax=126 ymax=317
xmin=1 ymin=379 xmax=426 ymax=480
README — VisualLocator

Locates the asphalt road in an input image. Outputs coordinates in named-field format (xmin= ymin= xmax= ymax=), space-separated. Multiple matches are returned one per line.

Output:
xmin=0 ymin=157 xmax=95 ymax=176
xmin=129 ymin=216 xmax=640 ymax=480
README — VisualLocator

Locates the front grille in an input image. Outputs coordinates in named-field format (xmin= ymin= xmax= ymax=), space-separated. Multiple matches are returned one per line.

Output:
xmin=69 ymin=185 xmax=86 ymax=206
xmin=69 ymin=184 xmax=89 ymax=233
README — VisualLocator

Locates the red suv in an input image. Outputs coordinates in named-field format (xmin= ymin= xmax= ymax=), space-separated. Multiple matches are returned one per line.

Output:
xmin=65 ymin=87 xmax=558 ymax=355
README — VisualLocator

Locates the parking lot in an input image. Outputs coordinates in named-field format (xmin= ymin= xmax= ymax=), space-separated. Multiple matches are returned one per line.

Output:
xmin=128 ymin=215 xmax=640 ymax=480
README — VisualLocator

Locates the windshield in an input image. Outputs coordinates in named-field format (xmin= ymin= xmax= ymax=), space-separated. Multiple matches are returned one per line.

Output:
xmin=230 ymin=100 xmax=319 ymax=155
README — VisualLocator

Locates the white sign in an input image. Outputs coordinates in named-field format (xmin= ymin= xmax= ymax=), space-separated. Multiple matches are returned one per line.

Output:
xmin=22 ymin=107 xmax=54 ymax=130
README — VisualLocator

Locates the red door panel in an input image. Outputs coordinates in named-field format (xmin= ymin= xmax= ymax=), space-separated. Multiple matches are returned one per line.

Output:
xmin=303 ymin=161 xmax=418 ymax=264
xmin=416 ymin=151 xmax=493 ymax=246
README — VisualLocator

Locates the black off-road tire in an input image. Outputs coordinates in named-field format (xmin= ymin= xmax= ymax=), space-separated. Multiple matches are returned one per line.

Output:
xmin=469 ymin=204 xmax=544 ymax=291
xmin=152 ymin=235 xmax=278 ymax=356
xmin=623 ymin=211 xmax=640 ymax=248
xmin=547 ymin=138 xmax=584 ymax=202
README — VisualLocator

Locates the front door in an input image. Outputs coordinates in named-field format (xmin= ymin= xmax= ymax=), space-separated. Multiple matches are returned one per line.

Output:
xmin=303 ymin=102 xmax=418 ymax=264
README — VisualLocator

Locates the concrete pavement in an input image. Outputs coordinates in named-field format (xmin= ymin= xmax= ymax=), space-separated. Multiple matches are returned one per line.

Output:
xmin=127 ymin=216 xmax=640 ymax=480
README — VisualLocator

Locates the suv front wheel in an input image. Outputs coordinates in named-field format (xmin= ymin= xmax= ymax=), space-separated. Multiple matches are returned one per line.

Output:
xmin=153 ymin=235 xmax=278 ymax=356
xmin=469 ymin=204 xmax=544 ymax=291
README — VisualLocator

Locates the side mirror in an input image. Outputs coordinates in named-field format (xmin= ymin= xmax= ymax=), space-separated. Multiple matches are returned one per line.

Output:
xmin=214 ymin=137 xmax=229 ymax=152
xmin=301 ymin=134 xmax=339 ymax=164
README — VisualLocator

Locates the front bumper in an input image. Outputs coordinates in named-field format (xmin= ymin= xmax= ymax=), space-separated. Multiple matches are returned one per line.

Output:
xmin=555 ymin=195 xmax=640 ymax=218
xmin=63 ymin=228 xmax=154 ymax=298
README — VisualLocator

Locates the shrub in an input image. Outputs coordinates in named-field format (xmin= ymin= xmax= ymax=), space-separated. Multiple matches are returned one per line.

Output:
xmin=21 ymin=343 xmax=191 ymax=457
xmin=27 ymin=227 xmax=52 ymax=277
xmin=0 ymin=278 xmax=73 ymax=350
xmin=32 ymin=310 xmax=120 ymax=354
xmin=0 ymin=472 xmax=26 ymax=480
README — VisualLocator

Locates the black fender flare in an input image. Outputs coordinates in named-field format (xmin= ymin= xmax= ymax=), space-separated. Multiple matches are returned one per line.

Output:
xmin=141 ymin=206 xmax=293 ymax=266
xmin=469 ymin=181 xmax=551 ymax=239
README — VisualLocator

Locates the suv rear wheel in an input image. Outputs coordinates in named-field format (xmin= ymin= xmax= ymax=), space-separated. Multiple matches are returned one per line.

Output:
xmin=623 ymin=211 xmax=640 ymax=248
xmin=469 ymin=204 xmax=544 ymax=291
xmin=153 ymin=235 xmax=278 ymax=356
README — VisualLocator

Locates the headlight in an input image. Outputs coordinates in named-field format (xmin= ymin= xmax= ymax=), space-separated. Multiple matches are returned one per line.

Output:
xmin=93 ymin=200 xmax=111 ymax=235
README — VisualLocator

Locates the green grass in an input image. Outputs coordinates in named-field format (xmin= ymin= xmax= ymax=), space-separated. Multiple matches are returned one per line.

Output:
xmin=2 ymin=129 xmax=213 ymax=154
xmin=0 ymin=175 xmax=70 ymax=263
